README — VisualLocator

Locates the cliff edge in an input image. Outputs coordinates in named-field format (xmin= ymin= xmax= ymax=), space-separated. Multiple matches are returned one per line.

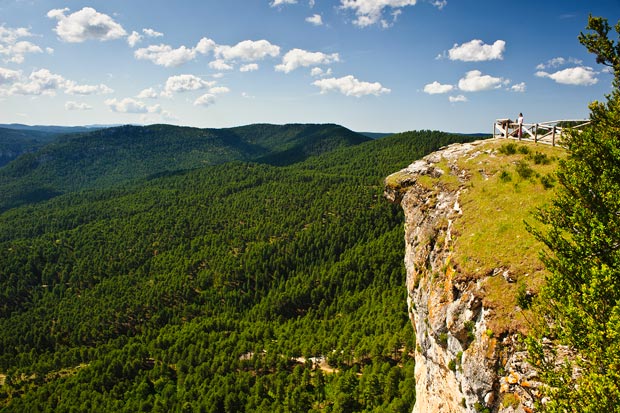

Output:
xmin=385 ymin=138 xmax=566 ymax=413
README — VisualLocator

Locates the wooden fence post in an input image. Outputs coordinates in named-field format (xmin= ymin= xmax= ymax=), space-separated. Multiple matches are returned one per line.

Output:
xmin=534 ymin=123 xmax=538 ymax=143
xmin=552 ymin=126 xmax=556 ymax=146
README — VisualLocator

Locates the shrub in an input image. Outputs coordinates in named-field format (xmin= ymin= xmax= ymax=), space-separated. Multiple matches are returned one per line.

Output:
xmin=515 ymin=160 xmax=534 ymax=180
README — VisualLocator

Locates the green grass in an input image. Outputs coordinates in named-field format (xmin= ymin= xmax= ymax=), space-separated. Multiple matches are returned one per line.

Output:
xmin=440 ymin=140 xmax=565 ymax=334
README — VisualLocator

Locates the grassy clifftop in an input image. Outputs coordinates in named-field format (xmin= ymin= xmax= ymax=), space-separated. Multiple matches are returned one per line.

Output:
xmin=450 ymin=139 xmax=565 ymax=334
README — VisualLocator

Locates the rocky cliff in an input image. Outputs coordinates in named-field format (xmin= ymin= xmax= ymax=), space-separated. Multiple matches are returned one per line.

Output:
xmin=384 ymin=139 xmax=557 ymax=413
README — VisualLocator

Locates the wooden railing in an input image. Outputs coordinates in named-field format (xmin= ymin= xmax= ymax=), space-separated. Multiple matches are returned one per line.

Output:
xmin=493 ymin=119 xmax=590 ymax=146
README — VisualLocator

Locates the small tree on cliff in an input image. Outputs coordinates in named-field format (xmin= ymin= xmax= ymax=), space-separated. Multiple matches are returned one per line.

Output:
xmin=527 ymin=15 xmax=620 ymax=412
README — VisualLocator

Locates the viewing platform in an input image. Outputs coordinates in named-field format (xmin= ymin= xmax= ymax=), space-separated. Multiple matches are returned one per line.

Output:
xmin=493 ymin=118 xmax=590 ymax=146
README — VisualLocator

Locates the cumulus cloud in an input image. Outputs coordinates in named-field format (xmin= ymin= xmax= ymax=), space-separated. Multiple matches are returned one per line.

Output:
xmin=194 ymin=93 xmax=216 ymax=106
xmin=10 ymin=68 xmax=67 ymax=95
xmin=47 ymin=7 xmax=127 ymax=43
xmin=275 ymin=48 xmax=339 ymax=73
xmin=4 ymin=68 xmax=112 ymax=96
xmin=458 ymin=70 xmax=504 ymax=92
xmin=510 ymin=82 xmax=526 ymax=92
xmin=535 ymin=66 xmax=598 ymax=86
xmin=313 ymin=75 xmax=390 ymax=97
xmin=310 ymin=67 xmax=332 ymax=77
xmin=306 ymin=14 xmax=323 ymax=25
xmin=105 ymin=97 xmax=161 ymax=113
xmin=65 ymin=101 xmax=92 ymax=110
xmin=134 ymin=37 xmax=215 ymax=67
xmin=0 ymin=26 xmax=43 ymax=63
xmin=127 ymin=31 xmax=142 ymax=47
xmin=448 ymin=39 xmax=505 ymax=62
xmin=423 ymin=81 xmax=454 ymax=94
xmin=340 ymin=0 xmax=417 ymax=27
xmin=215 ymin=40 xmax=280 ymax=62
xmin=209 ymin=59 xmax=234 ymax=71
xmin=136 ymin=87 xmax=158 ymax=99
xmin=449 ymin=94 xmax=467 ymax=103
xmin=240 ymin=63 xmax=259 ymax=72
xmin=143 ymin=28 xmax=163 ymax=38
xmin=271 ymin=0 xmax=297 ymax=6
xmin=209 ymin=86 xmax=230 ymax=94
xmin=0 ymin=67 xmax=21 ymax=84
xmin=64 ymin=81 xmax=113 ymax=95
xmin=196 ymin=37 xmax=216 ymax=54
xmin=135 ymin=44 xmax=197 ymax=67
xmin=162 ymin=74 xmax=214 ymax=97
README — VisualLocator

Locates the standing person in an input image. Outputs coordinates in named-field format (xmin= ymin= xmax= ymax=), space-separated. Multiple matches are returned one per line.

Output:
xmin=517 ymin=113 xmax=524 ymax=138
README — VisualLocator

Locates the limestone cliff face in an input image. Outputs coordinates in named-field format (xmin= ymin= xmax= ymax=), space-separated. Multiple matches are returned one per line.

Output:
xmin=384 ymin=140 xmax=538 ymax=413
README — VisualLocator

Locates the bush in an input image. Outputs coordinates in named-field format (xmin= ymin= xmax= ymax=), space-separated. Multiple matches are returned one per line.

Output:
xmin=515 ymin=160 xmax=534 ymax=180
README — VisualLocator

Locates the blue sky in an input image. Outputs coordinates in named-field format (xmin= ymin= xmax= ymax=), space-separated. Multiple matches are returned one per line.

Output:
xmin=0 ymin=0 xmax=618 ymax=133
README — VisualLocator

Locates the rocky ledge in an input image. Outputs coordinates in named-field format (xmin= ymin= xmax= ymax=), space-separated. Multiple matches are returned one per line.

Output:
xmin=384 ymin=139 xmax=540 ymax=413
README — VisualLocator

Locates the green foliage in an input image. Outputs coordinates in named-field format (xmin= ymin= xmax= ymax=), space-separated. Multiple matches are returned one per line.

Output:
xmin=497 ymin=142 xmax=518 ymax=155
xmin=0 ymin=123 xmax=369 ymax=212
xmin=0 ymin=127 xmax=475 ymax=411
xmin=515 ymin=160 xmax=535 ymax=180
xmin=527 ymin=15 xmax=620 ymax=412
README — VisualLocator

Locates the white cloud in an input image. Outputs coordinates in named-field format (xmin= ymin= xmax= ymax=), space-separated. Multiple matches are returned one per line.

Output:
xmin=105 ymin=97 xmax=161 ymax=113
xmin=215 ymin=40 xmax=280 ymax=62
xmin=0 ymin=26 xmax=43 ymax=63
xmin=275 ymin=48 xmax=339 ymax=73
xmin=535 ymin=66 xmax=598 ymax=86
xmin=423 ymin=81 xmax=454 ymax=94
xmin=137 ymin=87 xmax=158 ymax=99
xmin=340 ymin=0 xmax=417 ymax=27
xmin=134 ymin=37 xmax=215 ymax=67
xmin=449 ymin=94 xmax=467 ymax=103
xmin=209 ymin=86 xmax=230 ymax=94
xmin=313 ymin=75 xmax=390 ymax=97
xmin=143 ymin=28 xmax=163 ymax=38
xmin=4 ymin=68 xmax=113 ymax=96
xmin=65 ymin=101 xmax=92 ymax=110
xmin=194 ymin=93 xmax=216 ymax=106
xmin=432 ymin=0 xmax=447 ymax=9
xmin=162 ymin=74 xmax=214 ymax=97
xmin=458 ymin=70 xmax=504 ymax=92
xmin=0 ymin=66 xmax=21 ymax=84
xmin=127 ymin=31 xmax=142 ymax=47
xmin=134 ymin=44 xmax=197 ymax=67
xmin=10 ymin=68 xmax=64 ymax=95
xmin=310 ymin=67 xmax=333 ymax=77
xmin=536 ymin=56 xmax=583 ymax=70
xmin=448 ymin=39 xmax=505 ymax=62
xmin=64 ymin=81 xmax=113 ymax=95
xmin=196 ymin=37 xmax=216 ymax=54
xmin=510 ymin=82 xmax=526 ymax=92
xmin=240 ymin=63 xmax=259 ymax=72
xmin=306 ymin=14 xmax=323 ymax=25
xmin=271 ymin=0 xmax=297 ymax=6
xmin=209 ymin=59 xmax=234 ymax=71
xmin=47 ymin=7 xmax=127 ymax=43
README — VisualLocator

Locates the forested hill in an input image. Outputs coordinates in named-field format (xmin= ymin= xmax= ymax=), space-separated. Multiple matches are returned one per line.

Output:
xmin=0 ymin=123 xmax=369 ymax=212
xmin=0 ymin=129 xmax=478 ymax=412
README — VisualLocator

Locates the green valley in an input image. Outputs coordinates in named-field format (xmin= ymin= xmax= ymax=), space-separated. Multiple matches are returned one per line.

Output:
xmin=0 ymin=125 xmax=477 ymax=412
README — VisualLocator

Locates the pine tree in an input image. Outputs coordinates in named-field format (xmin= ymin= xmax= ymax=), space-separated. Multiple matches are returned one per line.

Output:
xmin=527 ymin=15 xmax=620 ymax=412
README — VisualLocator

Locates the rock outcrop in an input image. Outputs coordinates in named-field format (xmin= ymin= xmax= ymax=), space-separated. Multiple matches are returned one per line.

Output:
xmin=384 ymin=140 xmax=540 ymax=413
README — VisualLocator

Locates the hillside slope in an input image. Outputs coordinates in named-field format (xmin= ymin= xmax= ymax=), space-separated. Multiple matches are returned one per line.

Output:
xmin=0 ymin=123 xmax=369 ymax=211
xmin=385 ymin=138 xmax=565 ymax=413
xmin=0 ymin=129 xmax=477 ymax=412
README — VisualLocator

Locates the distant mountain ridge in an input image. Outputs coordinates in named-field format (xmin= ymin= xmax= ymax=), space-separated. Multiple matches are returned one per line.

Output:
xmin=0 ymin=123 xmax=369 ymax=211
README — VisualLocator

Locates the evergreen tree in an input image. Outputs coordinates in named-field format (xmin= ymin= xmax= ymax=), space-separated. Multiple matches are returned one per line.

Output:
xmin=528 ymin=15 xmax=620 ymax=412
